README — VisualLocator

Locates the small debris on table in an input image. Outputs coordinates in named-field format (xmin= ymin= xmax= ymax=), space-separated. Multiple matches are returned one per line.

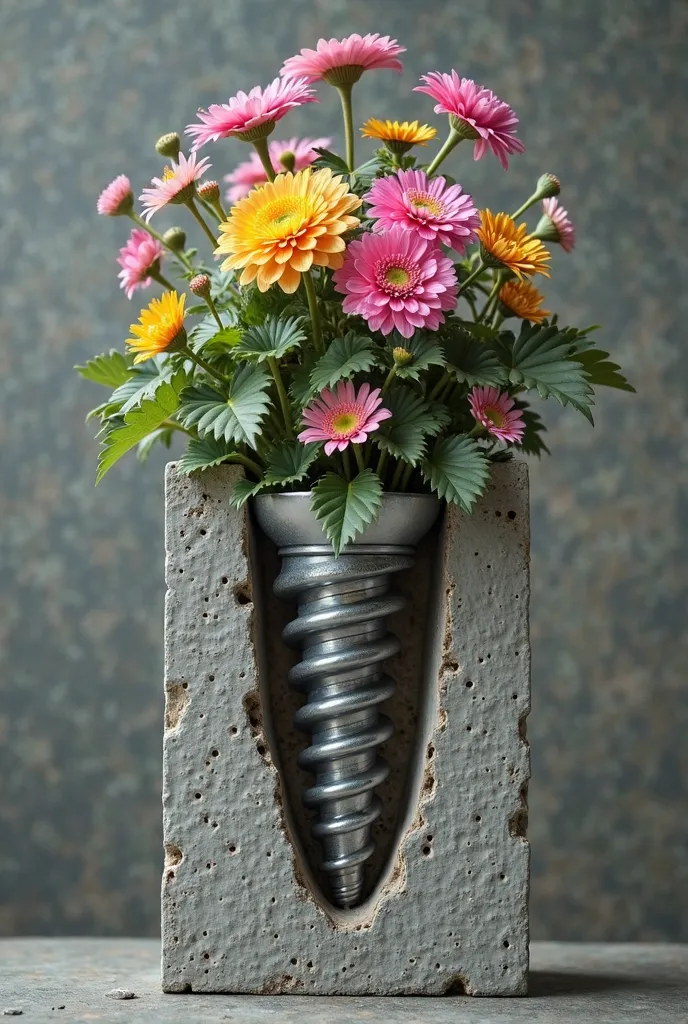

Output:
xmin=2 ymin=1011 xmax=23 ymax=1017
xmin=105 ymin=988 xmax=137 ymax=1000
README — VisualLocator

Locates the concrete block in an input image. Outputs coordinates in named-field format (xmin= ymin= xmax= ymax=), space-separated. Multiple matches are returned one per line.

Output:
xmin=162 ymin=461 xmax=530 ymax=996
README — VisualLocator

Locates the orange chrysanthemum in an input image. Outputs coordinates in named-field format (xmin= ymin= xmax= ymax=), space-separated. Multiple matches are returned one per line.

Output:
xmin=126 ymin=290 xmax=186 ymax=364
xmin=476 ymin=210 xmax=550 ymax=279
xmin=215 ymin=167 xmax=361 ymax=294
xmin=499 ymin=279 xmax=551 ymax=323
xmin=360 ymin=117 xmax=437 ymax=153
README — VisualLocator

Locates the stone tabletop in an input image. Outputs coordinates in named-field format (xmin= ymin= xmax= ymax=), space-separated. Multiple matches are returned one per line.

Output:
xmin=1 ymin=941 xmax=687 ymax=1023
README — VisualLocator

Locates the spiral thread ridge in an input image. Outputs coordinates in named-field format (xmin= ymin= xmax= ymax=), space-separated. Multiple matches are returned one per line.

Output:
xmin=274 ymin=547 xmax=413 ymax=908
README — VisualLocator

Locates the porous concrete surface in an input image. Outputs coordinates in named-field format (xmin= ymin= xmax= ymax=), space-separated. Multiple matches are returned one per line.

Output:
xmin=3 ymin=940 xmax=688 ymax=1023
xmin=162 ymin=463 xmax=530 ymax=995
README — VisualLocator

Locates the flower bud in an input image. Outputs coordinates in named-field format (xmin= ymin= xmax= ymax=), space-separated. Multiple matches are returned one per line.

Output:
xmin=197 ymin=180 xmax=220 ymax=203
xmin=536 ymin=173 xmax=560 ymax=200
xmin=278 ymin=150 xmax=296 ymax=173
xmin=163 ymin=226 xmax=186 ymax=252
xmin=155 ymin=132 xmax=181 ymax=161
xmin=392 ymin=346 xmax=413 ymax=367
xmin=189 ymin=273 xmax=211 ymax=299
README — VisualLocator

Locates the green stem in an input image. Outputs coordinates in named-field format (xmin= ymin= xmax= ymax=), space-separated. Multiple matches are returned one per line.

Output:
xmin=389 ymin=460 xmax=406 ymax=491
xmin=491 ymin=310 xmax=504 ymax=330
xmin=511 ymin=191 xmax=541 ymax=220
xmin=478 ymin=276 xmax=502 ymax=321
xmin=376 ymin=448 xmax=388 ymax=478
xmin=186 ymin=197 xmax=219 ymax=249
xmin=161 ymin=419 xmax=194 ymax=437
xmin=336 ymin=84 xmax=355 ymax=172
xmin=182 ymin=345 xmax=230 ymax=386
xmin=342 ymin=447 xmax=352 ymax=481
xmin=399 ymin=464 xmax=414 ymax=491
xmin=353 ymin=444 xmax=365 ymax=475
xmin=302 ymin=273 xmax=324 ymax=354
xmin=381 ymin=367 xmax=397 ymax=394
xmin=268 ymin=357 xmax=293 ymax=438
xmin=129 ymin=211 xmax=193 ymax=272
xmin=252 ymin=137 xmax=276 ymax=181
xmin=429 ymin=370 xmax=452 ymax=402
xmin=150 ymin=268 xmax=176 ymax=292
xmin=458 ymin=260 xmax=487 ymax=296
xmin=425 ymin=128 xmax=462 ymax=177
xmin=212 ymin=198 xmax=228 ymax=221
xmin=231 ymin=452 xmax=264 ymax=478
xmin=204 ymin=293 xmax=224 ymax=330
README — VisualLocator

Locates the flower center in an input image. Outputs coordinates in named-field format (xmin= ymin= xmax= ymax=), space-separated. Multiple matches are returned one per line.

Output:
xmin=375 ymin=256 xmax=420 ymax=297
xmin=147 ymin=314 xmax=174 ymax=339
xmin=162 ymin=166 xmax=175 ymax=182
xmin=484 ymin=406 xmax=506 ymax=428
xmin=406 ymin=188 xmax=444 ymax=218
xmin=329 ymin=408 xmax=362 ymax=437
xmin=259 ymin=196 xmax=308 ymax=237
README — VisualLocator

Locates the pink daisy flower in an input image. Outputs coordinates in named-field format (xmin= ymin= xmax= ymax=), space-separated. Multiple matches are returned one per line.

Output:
xmin=333 ymin=225 xmax=458 ymax=338
xmin=281 ymin=33 xmax=405 ymax=86
xmin=538 ymin=198 xmax=576 ymax=252
xmin=468 ymin=387 xmax=525 ymax=444
xmin=186 ymin=78 xmax=317 ymax=149
xmin=224 ymin=136 xmax=332 ymax=203
xmin=365 ymin=169 xmax=480 ymax=254
xmin=97 ymin=174 xmax=134 ymax=216
xmin=116 ymin=228 xmax=165 ymax=300
xmin=139 ymin=152 xmax=212 ymax=221
xmin=415 ymin=72 xmax=525 ymax=169
xmin=298 ymin=381 xmax=392 ymax=456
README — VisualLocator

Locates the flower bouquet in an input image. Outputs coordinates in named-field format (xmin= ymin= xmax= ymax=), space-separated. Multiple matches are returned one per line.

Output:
xmin=80 ymin=32 xmax=633 ymax=555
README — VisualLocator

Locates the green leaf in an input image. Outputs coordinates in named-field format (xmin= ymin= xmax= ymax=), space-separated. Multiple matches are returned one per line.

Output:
xmin=290 ymin=361 xmax=317 ymax=408
xmin=373 ymin=386 xmax=448 ymax=465
xmin=202 ymin=326 xmax=243 ymax=353
xmin=570 ymin=348 xmax=635 ymax=393
xmin=136 ymin=427 xmax=173 ymax=462
xmin=506 ymin=321 xmax=595 ymax=423
xmin=235 ymin=315 xmax=306 ymax=362
xmin=310 ymin=469 xmax=383 ymax=556
xmin=391 ymin=334 xmax=445 ymax=382
xmin=176 ymin=436 xmax=239 ymax=475
xmin=310 ymin=333 xmax=377 ymax=391
xmin=312 ymin=147 xmax=350 ymax=176
xmin=514 ymin=402 xmax=550 ymax=457
xmin=76 ymin=350 xmax=131 ymax=388
xmin=350 ymin=156 xmax=381 ymax=191
xmin=107 ymin=357 xmax=177 ymax=415
xmin=265 ymin=441 xmax=320 ymax=486
xmin=443 ymin=332 xmax=508 ymax=388
xmin=96 ymin=371 xmax=187 ymax=483
xmin=179 ymin=363 xmax=271 ymax=447
xmin=454 ymin=320 xmax=501 ymax=343
xmin=421 ymin=435 xmax=490 ymax=512
xmin=230 ymin=478 xmax=268 ymax=509
xmin=189 ymin=312 xmax=237 ymax=349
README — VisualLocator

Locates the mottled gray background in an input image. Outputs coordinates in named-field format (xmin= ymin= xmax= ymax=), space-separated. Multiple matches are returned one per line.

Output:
xmin=1 ymin=0 xmax=686 ymax=941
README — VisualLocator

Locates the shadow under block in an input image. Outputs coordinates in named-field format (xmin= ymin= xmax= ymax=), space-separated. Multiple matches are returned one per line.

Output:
xmin=162 ymin=462 xmax=530 ymax=995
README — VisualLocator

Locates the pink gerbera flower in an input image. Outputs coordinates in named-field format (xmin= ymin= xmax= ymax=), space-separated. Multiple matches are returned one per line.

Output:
xmin=139 ymin=152 xmax=212 ymax=221
xmin=97 ymin=174 xmax=134 ymax=216
xmin=365 ymin=169 xmax=480 ymax=254
xmin=281 ymin=33 xmax=405 ymax=85
xmin=298 ymin=381 xmax=392 ymax=455
xmin=333 ymin=225 xmax=458 ymax=338
xmin=415 ymin=71 xmax=524 ymax=169
xmin=468 ymin=387 xmax=525 ymax=444
xmin=116 ymin=229 xmax=165 ymax=300
xmin=186 ymin=78 xmax=317 ymax=150
xmin=224 ymin=136 xmax=331 ymax=203
xmin=537 ymin=198 xmax=576 ymax=252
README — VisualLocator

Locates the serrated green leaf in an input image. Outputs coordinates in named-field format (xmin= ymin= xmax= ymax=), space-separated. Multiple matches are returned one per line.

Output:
xmin=290 ymin=361 xmax=318 ymax=408
xmin=570 ymin=348 xmax=635 ymax=393
xmin=107 ymin=358 xmax=179 ymax=415
xmin=310 ymin=333 xmax=377 ymax=392
xmin=176 ymin=436 xmax=239 ymax=475
xmin=230 ymin=478 xmax=269 ymax=508
xmin=202 ymin=326 xmax=243 ymax=353
xmin=443 ymin=332 xmax=508 ymax=388
xmin=513 ymin=401 xmax=550 ymax=457
xmin=96 ymin=371 xmax=187 ymax=483
xmin=186 ymin=303 xmax=212 ymax=316
xmin=421 ymin=435 xmax=490 ymax=512
xmin=310 ymin=469 xmax=383 ymax=556
xmin=312 ymin=147 xmax=350 ymax=175
xmin=189 ymin=311 xmax=237 ymax=349
xmin=391 ymin=334 xmax=445 ymax=381
xmin=506 ymin=321 xmax=595 ymax=423
xmin=76 ymin=350 xmax=131 ymax=388
xmin=179 ymin=363 xmax=271 ymax=447
xmin=235 ymin=316 xmax=306 ymax=362
xmin=373 ymin=386 xmax=447 ymax=465
xmin=454 ymin=320 xmax=501 ymax=342
xmin=264 ymin=441 xmax=320 ymax=486
xmin=136 ymin=427 xmax=173 ymax=462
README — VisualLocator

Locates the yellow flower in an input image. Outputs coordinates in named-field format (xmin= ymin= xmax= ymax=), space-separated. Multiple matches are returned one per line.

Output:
xmin=215 ymin=167 xmax=361 ymax=294
xmin=499 ymin=279 xmax=551 ymax=323
xmin=361 ymin=118 xmax=437 ymax=154
xmin=127 ymin=290 xmax=186 ymax=364
xmin=476 ymin=210 xmax=551 ymax=279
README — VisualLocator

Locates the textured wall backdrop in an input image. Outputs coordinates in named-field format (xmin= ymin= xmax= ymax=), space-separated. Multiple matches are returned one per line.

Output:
xmin=1 ymin=0 xmax=686 ymax=940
